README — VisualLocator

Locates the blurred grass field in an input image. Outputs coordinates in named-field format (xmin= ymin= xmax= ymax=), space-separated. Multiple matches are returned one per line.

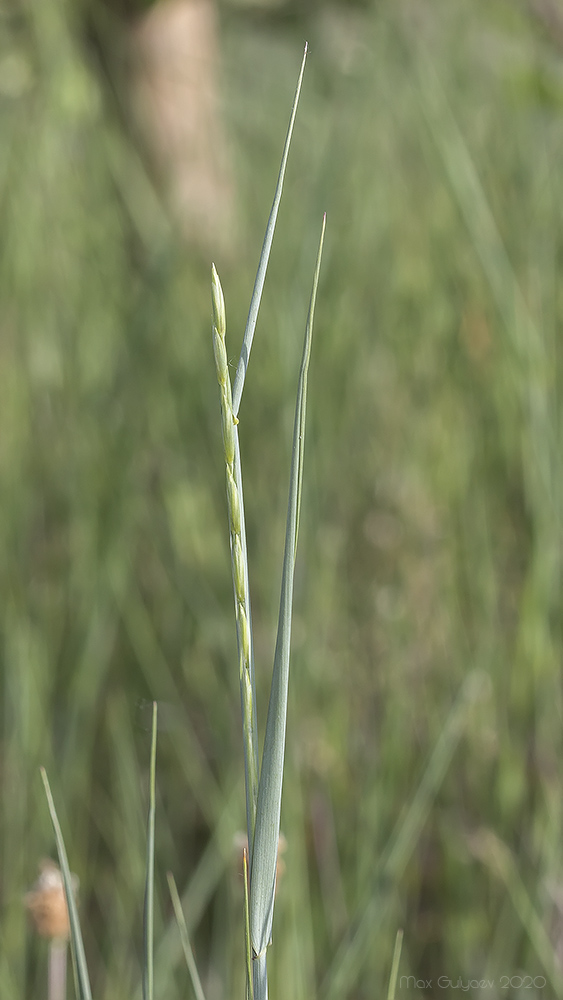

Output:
xmin=2 ymin=0 xmax=563 ymax=996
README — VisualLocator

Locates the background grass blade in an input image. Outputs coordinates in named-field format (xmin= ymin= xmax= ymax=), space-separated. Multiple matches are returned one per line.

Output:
xmin=321 ymin=671 xmax=488 ymax=1000
xmin=387 ymin=929 xmax=403 ymax=1000
xmin=250 ymin=214 xmax=326 ymax=962
xmin=142 ymin=703 xmax=157 ymax=1000
xmin=40 ymin=768 xmax=92 ymax=1000
xmin=167 ymin=872 xmax=207 ymax=1000
xmin=231 ymin=43 xmax=308 ymax=418
xmin=469 ymin=830 xmax=563 ymax=999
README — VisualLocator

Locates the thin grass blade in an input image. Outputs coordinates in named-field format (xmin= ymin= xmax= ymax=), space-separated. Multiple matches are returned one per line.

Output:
xmin=40 ymin=768 xmax=92 ymax=1000
xmin=232 ymin=43 xmax=308 ymax=418
xmin=167 ymin=872 xmax=207 ymax=1000
xmin=387 ymin=929 xmax=404 ymax=1000
xmin=250 ymin=214 xmax=326 ymax=960
xmin=142 ymin=702 xmax=157 ymax=1000
xmin=243 ymin=848 xmax=254 ymax=1000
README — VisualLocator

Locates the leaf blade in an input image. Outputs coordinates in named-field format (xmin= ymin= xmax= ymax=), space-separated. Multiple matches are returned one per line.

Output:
xmin=243 ymin=848 xmax=255 ymax=1000
xmin=142 ymin=702 xmax=158 ymax=1000
xmin=250 ymin=214 xmax=326 ymax=959
xmin=231 ymin=43 xmax=308 ymax=418
xmin=167 ymin=872 xmax=207 ymax=1000
xmin=387 ymin=929 xmax=404 ymax=1000
xmin=40 ymin=768 xmax=92 ymax=1000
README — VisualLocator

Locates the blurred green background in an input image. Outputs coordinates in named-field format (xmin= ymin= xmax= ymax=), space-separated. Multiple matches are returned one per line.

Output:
xmin=3 ymin=0 xmax=563 ymax=996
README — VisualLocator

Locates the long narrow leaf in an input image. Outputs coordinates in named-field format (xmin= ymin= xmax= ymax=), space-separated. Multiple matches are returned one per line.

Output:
xmin=40 ymin=768 xmax=92 ymax=1000
xmin=250 ymin=214 xmax=326 ymax=960
xmin=387 ymin=930 xmax=404 ymax=1000
xmin=167 ymin=872 xmax=207 ymax=1000
xmin=231 ymin=43 xmax=308 ymax=418
xmin=243 ymin=849 xmax=254 ymax=1000
xmin=142 ymin=702 xmax=158 ymax=1000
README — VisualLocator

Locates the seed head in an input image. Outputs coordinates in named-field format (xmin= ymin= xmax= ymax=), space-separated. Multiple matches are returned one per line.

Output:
xmin=238 ymin=603 xmax=251 ymax=665
xmin=233 ymin=534 xmax=246 ymax=606
xmin=213 ymin=327 xmax=228 ymax=387
xmin=25 ymin=860 xmax=78 ymax=941
xmin=226 ymin=467 xmax=241 ymax=536
xmin=222 ymin=399 xmax=236 ymax=467
xmin=211 ymin=263 xmax=226 ymax=341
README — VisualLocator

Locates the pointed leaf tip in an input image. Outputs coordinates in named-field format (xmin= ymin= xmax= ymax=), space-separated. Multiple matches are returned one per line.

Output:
xmin=231 ymin=43 xmax=309 ymax=416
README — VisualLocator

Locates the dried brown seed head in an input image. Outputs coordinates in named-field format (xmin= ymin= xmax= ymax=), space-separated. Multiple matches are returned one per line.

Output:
xmin=25 ymin=860 xmax=78 ymax=942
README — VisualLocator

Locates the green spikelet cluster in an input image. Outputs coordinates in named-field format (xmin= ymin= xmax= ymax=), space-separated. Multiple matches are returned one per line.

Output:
xmin=211 ymin=264 xmax=258 ymax=836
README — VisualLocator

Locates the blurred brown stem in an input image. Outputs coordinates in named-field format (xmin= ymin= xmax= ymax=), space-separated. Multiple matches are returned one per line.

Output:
xmin=528 ymin=0 xmax=563 ymax=49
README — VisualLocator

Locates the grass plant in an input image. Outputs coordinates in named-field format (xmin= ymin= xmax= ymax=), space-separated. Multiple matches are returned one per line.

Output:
xmin=212 ymin=44 xmax=325 ymax=995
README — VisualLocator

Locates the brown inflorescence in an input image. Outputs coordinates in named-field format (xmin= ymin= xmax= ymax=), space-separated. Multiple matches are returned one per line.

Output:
xmin=25 ymin=859 xmax=77 ymax=942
